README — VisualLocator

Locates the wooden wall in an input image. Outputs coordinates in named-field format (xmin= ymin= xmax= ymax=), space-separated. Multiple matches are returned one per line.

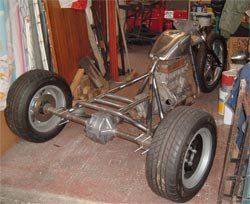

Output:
xmin=45 ymin=0 xmax=91 ymax=84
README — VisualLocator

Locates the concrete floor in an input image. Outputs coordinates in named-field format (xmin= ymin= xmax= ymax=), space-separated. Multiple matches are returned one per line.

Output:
xmin=0 ymin=46 xmax=230 ymax=204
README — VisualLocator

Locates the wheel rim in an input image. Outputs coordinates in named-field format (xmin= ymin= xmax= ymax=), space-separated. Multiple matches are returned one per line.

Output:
xmin=28 ymin=85 xmax=66 ymax=132
xmin=182 ymin=127 xmax=213 ymax=189
xmin=204 ymin=40 xmax=224 ymax=86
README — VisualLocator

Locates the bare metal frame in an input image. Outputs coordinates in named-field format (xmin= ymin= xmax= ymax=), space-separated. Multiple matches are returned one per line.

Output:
xmin=46 ymin=59 xmax=163 ymax=151
xmin=43 ymin=18 xmax=226 ymax=152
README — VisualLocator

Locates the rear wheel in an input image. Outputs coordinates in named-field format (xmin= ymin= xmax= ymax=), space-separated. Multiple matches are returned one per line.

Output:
xmin=146 ymin=106 xmax=217 ymax=202
xmin=195 ymin=32 xmax=227 ymax=92
xmin=5 ymin=69 xmax=72 ymax=142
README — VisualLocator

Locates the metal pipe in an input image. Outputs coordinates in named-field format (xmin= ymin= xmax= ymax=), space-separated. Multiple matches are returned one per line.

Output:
xmin=137 ymin=75 xmax=149 ymax=95
xmin=146 ymin=81 xmax=153 ymax=135
xmin=119 ymin=95 xmax=148 ymax=112
xmin=87 ymin=73 xmax=149 ymax=103
xmin=115 ymin=131 xmax=138 ymax=143
xmin=149 ymin=58 xmax=159 ymax=73
xmin=153 ymin=75 xmax=164 ymax=120
xmin=108 ymin=72 xmax=150 ymax=93
xmin=46 ymin=106 xmax=88 ymax=125
xmin=94 ymin=99 xmax=123 ymax=108
xmin=114 ymin=130 xmax=151 ymax=148
xmin=78 ymin=101 xmax=148 ymax=132
xmin=146 ymin=59 xmax=158 ymax=135
xmin=47 ymin=106 xmax=152 ymax=148
xmin=104 ymin=93 xmax=133 ymax=103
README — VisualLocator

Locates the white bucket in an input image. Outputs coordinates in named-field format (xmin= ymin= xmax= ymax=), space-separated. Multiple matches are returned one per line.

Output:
xmin=224 ymin=104 xmax=234 ymax=125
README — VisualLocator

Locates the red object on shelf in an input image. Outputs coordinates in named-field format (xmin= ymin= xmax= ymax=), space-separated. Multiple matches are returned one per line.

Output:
xmin=173 ymin=10 xmax=188 ymax=19
xmin=108 ymin=0 xmax=118 ymax=81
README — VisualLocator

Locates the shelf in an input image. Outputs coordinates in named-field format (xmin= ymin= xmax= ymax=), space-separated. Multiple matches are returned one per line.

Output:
xmin=188 ymin=0 xmax=214 ymax=20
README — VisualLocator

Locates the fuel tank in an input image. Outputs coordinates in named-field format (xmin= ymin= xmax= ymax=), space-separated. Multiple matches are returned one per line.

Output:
xmin=149 ymin=30 xmax=191 ymax=61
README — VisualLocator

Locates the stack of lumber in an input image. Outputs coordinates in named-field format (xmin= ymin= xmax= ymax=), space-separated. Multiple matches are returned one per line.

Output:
xmin=70 ymin=57 xmax=109 ymax=101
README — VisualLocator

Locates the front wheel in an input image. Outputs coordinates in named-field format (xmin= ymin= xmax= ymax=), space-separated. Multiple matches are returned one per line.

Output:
xmin=146 ymin=106 xmax=217 ymax=202
xmin=195 ymin=32 xmax=227 ymax=93
xmin=5 ymin=69 xmax=72 ymax=143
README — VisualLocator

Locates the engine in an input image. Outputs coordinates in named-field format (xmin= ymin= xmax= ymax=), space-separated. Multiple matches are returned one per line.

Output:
xmin=155 ymin=57 xmax=196 ymax=113
xmin=135 ymin=57 xmax=196 ymax=118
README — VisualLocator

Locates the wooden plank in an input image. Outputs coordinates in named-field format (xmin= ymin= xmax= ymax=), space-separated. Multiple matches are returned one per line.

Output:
xmin=70 ymin=68 xmax=85 ymax=98
xmin=79 ymin=57 xmax=106 ymax=88
xmin=44 ymin=0 xmax=91 ymax=83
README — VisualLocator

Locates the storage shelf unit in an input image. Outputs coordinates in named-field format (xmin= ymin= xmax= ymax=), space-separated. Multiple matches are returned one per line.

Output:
xmin=188 ymin=0 xmax=213 ymax=20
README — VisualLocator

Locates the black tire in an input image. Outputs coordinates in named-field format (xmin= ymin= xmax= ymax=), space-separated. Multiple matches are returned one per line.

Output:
xmin=146 ymin=106 xmax=217 ymax=202
xmin=4 ymin=69 xmax=72 ymax=143
xmin=195 ymin=32 xmax=227 ymax=93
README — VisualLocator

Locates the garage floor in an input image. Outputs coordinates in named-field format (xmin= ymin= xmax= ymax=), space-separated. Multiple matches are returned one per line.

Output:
xmin=1 ymin=46 xmax=230 ymax=204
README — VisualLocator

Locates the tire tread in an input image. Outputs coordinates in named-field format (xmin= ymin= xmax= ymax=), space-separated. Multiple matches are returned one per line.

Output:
xmin=146 ymin=106 xmax=216 ymax=202
xmin=4 ymin=70 xmax=72 ymax=142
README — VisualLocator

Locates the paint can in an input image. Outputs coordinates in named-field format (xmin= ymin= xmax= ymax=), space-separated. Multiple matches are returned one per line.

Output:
xmin=218 ymin=70 xmax=237 ymax=115
xmin=221 ymin=70 xmax=237 ymax=87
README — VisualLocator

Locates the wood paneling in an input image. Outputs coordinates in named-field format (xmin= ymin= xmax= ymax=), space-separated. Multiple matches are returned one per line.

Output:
xmin=45 ymin=0 xmax=91 ymax=83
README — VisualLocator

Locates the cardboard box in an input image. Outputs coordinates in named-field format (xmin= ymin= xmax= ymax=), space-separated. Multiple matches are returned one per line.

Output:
xmin=0 ymin=111 xmax=19 ymax=155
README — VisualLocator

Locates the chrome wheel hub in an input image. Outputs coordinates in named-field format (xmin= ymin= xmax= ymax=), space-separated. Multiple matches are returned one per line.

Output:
xmin=182 ymin=127 xmax=213 ymax=189
xmin=28 ymin=85 xmax=66 ymax=132
xmin=33 ymin=94 xmax=56 ymax=122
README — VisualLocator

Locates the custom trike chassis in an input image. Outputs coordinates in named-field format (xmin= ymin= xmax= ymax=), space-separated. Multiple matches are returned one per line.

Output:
xmin=5 ymin=21 xmax=226 ymax=203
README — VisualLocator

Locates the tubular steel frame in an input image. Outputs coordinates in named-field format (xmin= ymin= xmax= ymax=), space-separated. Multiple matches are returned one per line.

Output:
xmin=45 ymin=34 xmax=222 ymax=151
xmin=46 ymin=59 xmax=162 ymax=150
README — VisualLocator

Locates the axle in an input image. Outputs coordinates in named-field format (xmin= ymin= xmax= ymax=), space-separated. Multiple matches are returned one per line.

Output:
xmin=45 ymin=105 xmax=151 ymax=149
